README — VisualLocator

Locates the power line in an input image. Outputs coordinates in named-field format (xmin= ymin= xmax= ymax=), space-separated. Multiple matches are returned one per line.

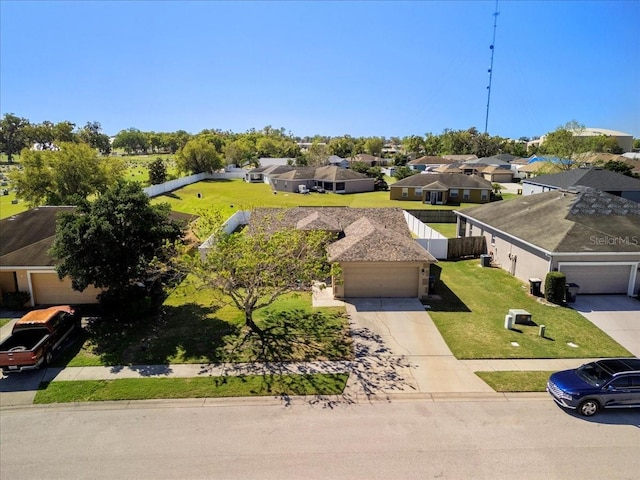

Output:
xmin=484 ymin=0 xmax=500 ymax=134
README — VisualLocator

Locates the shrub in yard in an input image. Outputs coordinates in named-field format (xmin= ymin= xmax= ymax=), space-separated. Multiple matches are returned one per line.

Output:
xmin=1 ymin=291 xmax=31 ymax=309
xmin=545 ymin=271 xmax=566 ymax=305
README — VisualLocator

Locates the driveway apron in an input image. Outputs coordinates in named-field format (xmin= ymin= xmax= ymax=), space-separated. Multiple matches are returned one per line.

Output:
xmin=572 ymin=295 xmax=640 ymax=357
xmin=345 ymin=298 xmax=493 ymax=396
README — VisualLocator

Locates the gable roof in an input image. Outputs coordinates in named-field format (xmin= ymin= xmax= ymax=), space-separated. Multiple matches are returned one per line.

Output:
xmin=441 ymin=154 xmax=478 ymax=161
xmin=249 ymin=164 xmax=294 ymax=175
xmin=391 ymin=173 xmax=493 ymax=189
xmin=0 ymin=206 xmax=74 ymax=267
xmin=248 ymin=207 xmax=435 ymax=263
xmin=456 ymin=188 xmax=640 ymax=253
xmin=269 ymin=165 xmax=370 ymax=182
xmin=408 ymin=155 xmax=452 ymax=165
xmin=523 ymin=167 xmax=640 ymax=191
xmin=0 ymin=207 xmax=196 ymax=268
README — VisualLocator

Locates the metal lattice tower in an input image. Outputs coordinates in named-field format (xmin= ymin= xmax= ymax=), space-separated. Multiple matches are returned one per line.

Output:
xmin=484 ymin=0 xmax=500 ymax=134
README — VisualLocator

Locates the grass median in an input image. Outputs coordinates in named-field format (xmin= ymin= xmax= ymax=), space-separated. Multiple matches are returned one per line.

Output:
xmin=34 ymin=373 xmax=348 ymax=404
xmin=476 ymin=371 xmax=553 ymax=392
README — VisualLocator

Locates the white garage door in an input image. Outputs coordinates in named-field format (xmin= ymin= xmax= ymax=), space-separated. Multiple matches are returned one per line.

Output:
xmin=30 ymin=272 xmax=100 ymax=305
xmin=559 ymin=264 xmax=632 ymax=294
xmin=343 ymin=265 xmax=419 ymax=297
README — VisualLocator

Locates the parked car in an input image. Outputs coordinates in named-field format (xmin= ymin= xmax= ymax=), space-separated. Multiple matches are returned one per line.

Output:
xmin=0 ymin=305 xmax=81 ymax=373
xmin=547 ymin=358 xmax=640 ymax=416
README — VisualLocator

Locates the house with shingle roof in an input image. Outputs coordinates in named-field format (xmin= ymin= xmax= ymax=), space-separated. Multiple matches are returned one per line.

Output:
xmin=390 ymin=173 xmax=493 ymax=205
xmin=455 ymin=188 xmax=640 ymax=295
xmin=0 ymin=207 xmax=195 ymax=306
xmin=268 ymin=165 xmax=375 ymax=194
xmin=244 ymin=164 xmax=294 ymax=183
xmin=407 ymin=156 xmax=454 ymax=172
xmin=248 ymin=207 xmax=436 ymax=298
xmin=522 ymin=167 xmax=640 ymax=203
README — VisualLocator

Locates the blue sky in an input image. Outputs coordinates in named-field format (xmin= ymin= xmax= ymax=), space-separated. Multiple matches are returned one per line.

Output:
xmin=1 ymin=0 xmax=639 ymax=140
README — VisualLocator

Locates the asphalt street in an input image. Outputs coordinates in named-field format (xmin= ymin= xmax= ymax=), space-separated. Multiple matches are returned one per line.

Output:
xmin=1 ymin=398 xmax=639 ymax=480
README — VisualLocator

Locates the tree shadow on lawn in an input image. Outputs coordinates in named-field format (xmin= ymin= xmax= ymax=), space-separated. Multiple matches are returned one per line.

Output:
xmin=86 ymin=303 xmax=237 ymax=373
xmin=200 ymin=310 xmax=418 ymax=408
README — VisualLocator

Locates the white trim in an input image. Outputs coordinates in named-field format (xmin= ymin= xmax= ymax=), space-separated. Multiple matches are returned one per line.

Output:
xmin=26 ymin=270 xmax=37 ymax=307
xmin=557 ymin=261 xmax=638 ymax=296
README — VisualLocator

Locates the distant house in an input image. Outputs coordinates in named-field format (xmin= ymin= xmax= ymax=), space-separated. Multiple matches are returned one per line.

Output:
xmin=257 ymin=158 xmax=294 ymax=167
xmin=244 ymin=164 xmax=294 ymax=183
xmin=350 ymin=153 xmax=389 ymax=167
xmin=269 ymin=166 xmax=375 ymax=194
xmin=441 ymin=154 xmax=478 ymax=162
xmin=327 ymin=155 xmax=349 ymax=169
xmin=481 ymin=165 xmax=514 ymax=183
xmin=455 ymin=188 xmax=640 ymax=295
xmin=248 ymin=207 xmax=436 ymax=299
xmin=407 ymin=156 xmax=453 ymax=172
xmin=389 ymin=173 xmax=493 ymax=204
xmin=522 ymin=167 xmax=640 ymax=203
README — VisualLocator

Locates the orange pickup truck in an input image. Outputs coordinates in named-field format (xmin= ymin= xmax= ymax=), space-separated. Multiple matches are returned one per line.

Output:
xmin=0 ymin=306 xmax=81 ymax=373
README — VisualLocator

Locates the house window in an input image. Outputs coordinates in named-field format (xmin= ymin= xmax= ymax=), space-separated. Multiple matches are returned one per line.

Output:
xmin=463 ymin=189 xmax=470 ymax=200
xmin=402 ymin=188 xmax=408 ymax=198
xmin=336 ymin=182 xmax=345 ymax=191
xmin=450 ymin=189 xmax=458 ymax=197
xmin=415 ymin=188 xmax=422 ymax=196
xmin=481 ymin=190 xmax=488 ymax=200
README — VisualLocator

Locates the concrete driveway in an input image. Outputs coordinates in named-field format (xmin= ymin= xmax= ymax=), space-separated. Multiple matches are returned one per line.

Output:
xmin=572 ymin=295 xmax=640 ymax=357
xmin=345 ymin=298 xmax=493 ymax=396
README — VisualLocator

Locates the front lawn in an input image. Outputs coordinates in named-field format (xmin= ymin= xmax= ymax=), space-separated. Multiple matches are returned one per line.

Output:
xmin=34 ymin=373 xmax=348 ymax=403
xmin=150 ymin=178 xmax=479 ymax=218
xmin=428 ymin=259 xmax=632 ymax=359
xmin=59 ymin=280 xmax=352 ymax=368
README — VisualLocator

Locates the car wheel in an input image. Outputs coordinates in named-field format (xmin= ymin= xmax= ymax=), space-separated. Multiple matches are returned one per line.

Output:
xmin=45 ymin=350 xmax=54 ymax=365
xmin=578 ymin=399 xmax=599 ymax=417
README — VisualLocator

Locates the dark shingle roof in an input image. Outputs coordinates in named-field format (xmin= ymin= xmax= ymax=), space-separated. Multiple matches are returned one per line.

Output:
xmin=408 ymin=156 xmax=452 ymax=165
xmin=523 ymin=167 xmax=640 ymax=191
xmin=391 ymin=173 xmax=492 ymax=189
xmin=0 ymin=207 xmax=196 ymax=267
xmin=457 ymin=189 xmax=640 ymax=253
xmin=249 ymin=207 xmax=435 ymax=263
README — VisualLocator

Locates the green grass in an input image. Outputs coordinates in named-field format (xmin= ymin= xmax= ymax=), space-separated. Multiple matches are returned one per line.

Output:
xmin=427 ymin=223 xmax=457 ymax=238
xmin=476 ymin=371 xmax=552 ymax=392
xmin=428 ymin=259 xmax=632 ymax=359
xmin=151 ymin=178 xmax=480 ymax=218
xmin=122 ymin=154 xmax=179 ymax=186
xmin=59 ymin=282 xmax=351 ymax=368
xmin=0 ymin=318 xmax=13 ymax=328
xmin=33 ymin=373 xmax=348 ymax=403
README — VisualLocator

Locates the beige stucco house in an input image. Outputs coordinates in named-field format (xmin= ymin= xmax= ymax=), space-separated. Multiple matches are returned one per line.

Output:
xmin=455 ymin=188 xmax=640 ymax=296
xmin=0 ymin=207 xmax=102 ymax=306
xmin=248 ymin=207 xmax=436 ymax=299
xmin=269 ymin=166 xmax=375 ymax=194
xmin=390 ymin=173 xmax=493 ymax=205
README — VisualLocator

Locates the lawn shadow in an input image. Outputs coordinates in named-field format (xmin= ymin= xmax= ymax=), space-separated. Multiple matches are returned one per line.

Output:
xmin=424 ymin=278 xmax=471 ymax=312
xmin=85 ymin=303 xmax=237 ymax=367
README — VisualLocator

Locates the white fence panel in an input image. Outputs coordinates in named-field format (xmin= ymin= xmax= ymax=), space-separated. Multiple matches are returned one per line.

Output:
xmin=198 ymin=210 xmax=251 ymax=261
xmin=403 ymin=210 xmax=449 ymax=259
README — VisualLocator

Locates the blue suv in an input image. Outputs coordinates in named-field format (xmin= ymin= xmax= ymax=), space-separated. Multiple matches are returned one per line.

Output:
xmin=547 ymin=358 xmax=640 ymax=416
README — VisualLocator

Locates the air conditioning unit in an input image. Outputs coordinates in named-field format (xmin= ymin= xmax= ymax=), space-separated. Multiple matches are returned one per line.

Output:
xmin=504 ymin=314 xmax=513 ymax=330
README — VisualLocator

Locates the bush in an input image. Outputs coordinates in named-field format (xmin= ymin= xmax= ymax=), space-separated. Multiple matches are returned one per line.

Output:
xmin=545 ymin=272 xmax=566 ymax=305
xmin=1 ymin=291 xmax=31 ymax=309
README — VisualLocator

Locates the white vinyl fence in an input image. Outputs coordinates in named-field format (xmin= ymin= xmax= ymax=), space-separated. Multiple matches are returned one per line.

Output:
xmin=403 ymin=211 xmax=449 ymax=259
xmin=198 ymin=210 xmax=251 ymax=261
xmin=143 ymin=168 xmax=247 ymax=198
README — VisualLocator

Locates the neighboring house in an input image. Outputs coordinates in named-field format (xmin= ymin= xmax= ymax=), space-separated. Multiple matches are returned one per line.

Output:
xmin=327 ymin=155 xmax=350 ymax=169
xmin=442 ymin=154 xmax=478 ymax=162
xmin=481 ymin=165 xmax=515 ymax=183
xmin=522 ymin=167 xmax=640 ymax=203
xmin=0 ymin=207 xmax=195 ymax=307
xmin=350 ymin=153 xmax=389 ymax=167
xmin=390 ymin=173 xmax=493 ymax=204
xmin=407 ymin=156 xmax=453 ymax=172
xmin=516 ymin=161 xmax=561 ymax=179
xmin=455 ymin=188 xmax=640 ymax=296
xmin=248 ymin=207 xmax=437 ymax=299
xmin=244 ymin=164 xmax=294 ymax=183
xmin=269 ymin=166 xmax=375 ymax=194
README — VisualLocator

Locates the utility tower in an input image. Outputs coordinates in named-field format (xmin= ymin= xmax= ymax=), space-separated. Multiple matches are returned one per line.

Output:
xmin=484 ymin=0 xmax=499 ymax=134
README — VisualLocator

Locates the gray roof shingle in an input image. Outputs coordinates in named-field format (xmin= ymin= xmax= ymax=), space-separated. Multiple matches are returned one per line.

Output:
xmin=523 ymin=167 xmax=640 ymax=191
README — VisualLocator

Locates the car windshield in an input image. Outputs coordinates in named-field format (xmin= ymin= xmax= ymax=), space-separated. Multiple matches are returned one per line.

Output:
xmin=576 ymin=362 xmax=613 ymax=387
